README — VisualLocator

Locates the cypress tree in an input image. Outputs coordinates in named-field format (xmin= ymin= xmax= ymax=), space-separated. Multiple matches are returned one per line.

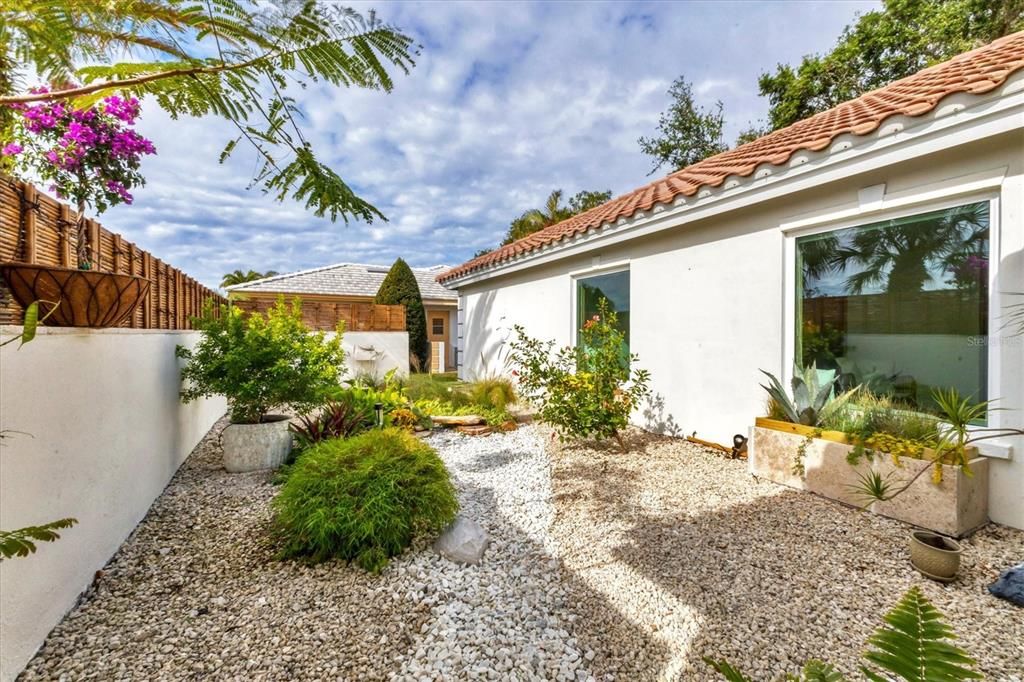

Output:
xmin=375 ymin=258 xmax=429 ymax=371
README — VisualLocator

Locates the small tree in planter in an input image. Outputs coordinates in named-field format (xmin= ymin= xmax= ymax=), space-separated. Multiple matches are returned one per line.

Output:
xmin=177 ymin=298 xmax=346 ymax=472
xmin=510 ymin=300 xmax=650 ymax=451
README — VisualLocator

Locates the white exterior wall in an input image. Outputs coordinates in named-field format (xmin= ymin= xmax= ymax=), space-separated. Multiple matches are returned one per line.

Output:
xmin=458 ymin=132 xmax=1024 ymax=529
xmin=0 ymin=328 xmax=227 ymax=681
xmin=334 ymin=330 xmax=409 ymax=380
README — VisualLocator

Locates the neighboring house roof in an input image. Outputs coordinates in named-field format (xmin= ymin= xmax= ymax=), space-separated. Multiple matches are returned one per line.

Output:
xmin=439 ymin=31 xmax=1024 ymax=284
xmin=227 ymin=263 xmax=458 ymax=302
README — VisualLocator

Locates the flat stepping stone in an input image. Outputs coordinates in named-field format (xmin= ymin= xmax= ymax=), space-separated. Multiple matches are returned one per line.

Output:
xmin=432 ymin=415 xmax=485 ymax=426
xmin=457 ymin=424 xmax=493 ymax=436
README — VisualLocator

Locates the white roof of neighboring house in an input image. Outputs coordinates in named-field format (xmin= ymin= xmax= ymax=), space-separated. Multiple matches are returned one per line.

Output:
xmin=226 ymin=262 xmax=457 ymax=302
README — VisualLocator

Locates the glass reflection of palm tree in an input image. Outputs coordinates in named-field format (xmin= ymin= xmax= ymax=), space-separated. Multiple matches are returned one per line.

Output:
xmin=802 ymin=204 xmax=988 ymax=294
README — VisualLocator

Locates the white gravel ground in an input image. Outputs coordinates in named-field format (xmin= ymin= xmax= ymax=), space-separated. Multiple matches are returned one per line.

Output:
xmin=19 ymin=421 xmax=1024 ymax=681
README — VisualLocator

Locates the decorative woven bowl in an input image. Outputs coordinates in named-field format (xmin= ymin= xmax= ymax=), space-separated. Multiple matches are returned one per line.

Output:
xmin=1 ymin=263 xmax=150 ymax=328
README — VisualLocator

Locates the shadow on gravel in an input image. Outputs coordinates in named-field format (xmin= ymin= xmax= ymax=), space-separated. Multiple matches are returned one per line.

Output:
xmin=20 ymin=421 xmax=667 ymax=682
xmin=550 ymin=430 xmax=1024 ymax=681
xmin=459 ymin=446 xmax=534 ymax=473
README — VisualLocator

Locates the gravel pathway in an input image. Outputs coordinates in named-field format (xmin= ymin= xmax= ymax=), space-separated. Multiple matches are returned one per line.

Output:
xmin=547 ymin=430 xmax=1024 ymax=681
xmin=19 ymin=421 xmax=1024 ymax=681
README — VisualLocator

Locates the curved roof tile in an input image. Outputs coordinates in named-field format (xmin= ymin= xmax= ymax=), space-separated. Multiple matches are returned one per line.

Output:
xmin=440 ymin=31 xmax=1024 ymax=284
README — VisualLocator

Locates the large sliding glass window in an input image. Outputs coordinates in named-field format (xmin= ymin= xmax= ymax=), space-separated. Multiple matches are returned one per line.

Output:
xmin=576 ymin=269 xmax=630 ymax=348
xmin=796 ymin=202 xmax=989 ymax=413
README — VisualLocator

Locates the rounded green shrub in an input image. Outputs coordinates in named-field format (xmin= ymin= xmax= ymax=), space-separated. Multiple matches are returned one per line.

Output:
xmin=272 ymin=428 xmax=458 ymax=572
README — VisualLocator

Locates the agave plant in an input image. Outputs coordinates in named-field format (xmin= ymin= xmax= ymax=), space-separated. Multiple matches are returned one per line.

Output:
xmin=704 ymin=586 xmax=981 ymax=681
xmin=760 ymin=363 xmax=859 ymax=427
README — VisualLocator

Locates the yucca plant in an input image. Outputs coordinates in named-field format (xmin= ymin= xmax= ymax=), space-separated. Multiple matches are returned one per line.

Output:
xmin=704 ymin=586 xmax=981 ymax=681
xmin=850 ymin=387 xmax=1024 ymax=504
xmin=760 ymin=363 xmax=859 ymax=426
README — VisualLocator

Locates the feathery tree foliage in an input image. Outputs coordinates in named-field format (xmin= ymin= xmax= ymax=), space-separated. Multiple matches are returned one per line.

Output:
xmin=639 ymin=1 xmax=1022 ymax=172
xmin=758 ymin=0 xmax=1024 ymax=130
xmin=375 ymin=258 xmax=428 ymax=372
xmin=221 ymin=269 xmax=279 ymax=289
xmin=0 ymin=518 xmax=78 ymax=560
xmin=0 ymin=0 xmax=418 ymax=222
xmin=637 ymin=76 xmax=727 ymax=174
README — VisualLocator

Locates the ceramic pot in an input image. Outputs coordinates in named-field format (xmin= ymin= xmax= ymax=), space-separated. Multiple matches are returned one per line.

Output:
xmin=910 ymin=530 xmax=962 ymax=582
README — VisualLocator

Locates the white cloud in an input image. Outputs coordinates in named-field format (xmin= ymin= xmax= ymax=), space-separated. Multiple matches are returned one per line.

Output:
xmin=85 ymin=0 xmax=879 ymax=288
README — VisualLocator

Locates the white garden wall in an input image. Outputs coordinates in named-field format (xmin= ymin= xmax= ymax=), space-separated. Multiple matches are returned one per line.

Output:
xmin=0 ymin=327 xmax=226 ymax=682
xmin=334 ymin=330 xmax=409 ymax=380
xmin=457 ymin=132 xmax=1024 ymax=530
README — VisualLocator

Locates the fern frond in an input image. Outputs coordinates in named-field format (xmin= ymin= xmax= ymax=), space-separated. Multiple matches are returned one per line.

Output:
xmin=861 ymin=586 xmax=981 ymax=682
xmin=795 ymin=660 xmax=847 ymax=681
xmin=703 ymin=657 xmax=755 ymax=682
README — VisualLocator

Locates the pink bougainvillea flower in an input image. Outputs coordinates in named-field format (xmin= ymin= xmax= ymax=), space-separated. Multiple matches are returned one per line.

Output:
xmin=1 ymin=143 xmax=22 ymax=156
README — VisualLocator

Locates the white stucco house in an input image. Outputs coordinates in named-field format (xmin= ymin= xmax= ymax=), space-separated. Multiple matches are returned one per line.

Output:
xmin=438 ymin=33 xmax=1024 ymax=529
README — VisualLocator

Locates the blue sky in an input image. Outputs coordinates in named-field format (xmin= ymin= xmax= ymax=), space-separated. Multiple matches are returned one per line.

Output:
xmin=98 ymin=0 xmax=878 ymax=289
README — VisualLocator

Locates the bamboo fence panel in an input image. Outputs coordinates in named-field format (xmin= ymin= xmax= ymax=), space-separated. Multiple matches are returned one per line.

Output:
xmin=232 ymin=295 xmax=406 ymax=333
xmin=1 ymin=177 xmax=226 ymax=328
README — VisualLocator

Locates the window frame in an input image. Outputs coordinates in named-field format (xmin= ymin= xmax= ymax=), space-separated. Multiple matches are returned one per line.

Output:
xmin=782 ymin=191 xmax=1003 ymax=430
xmin=569 ymin=262 xmax=631 ymax=348
xmin=431 ymin=316 xmax=445 ymax=337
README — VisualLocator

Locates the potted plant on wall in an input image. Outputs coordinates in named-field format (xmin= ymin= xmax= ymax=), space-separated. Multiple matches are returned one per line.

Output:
xmin=177 ymin=298 xmax=346 ymax=473
xmin=1 ymin=90 xmax=155 ymax=327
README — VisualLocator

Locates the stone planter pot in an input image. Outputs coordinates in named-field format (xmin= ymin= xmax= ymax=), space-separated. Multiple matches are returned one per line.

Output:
xmin=1 ymin=262 xmax=150 ymax=328
xmin=910 ymin=530 xmax=962 ymax=582
xmin=749 ymin=423 xmax=989 ymax=537
xmin=221 ymin=416 xmax=293 ymax=473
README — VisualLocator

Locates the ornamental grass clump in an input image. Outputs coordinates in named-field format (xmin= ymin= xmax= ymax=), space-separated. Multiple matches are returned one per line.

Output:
xmin=510 ymin=300 xmax=650 ymax=451
xmin=272 ymin=429 xmax=458 ymax=572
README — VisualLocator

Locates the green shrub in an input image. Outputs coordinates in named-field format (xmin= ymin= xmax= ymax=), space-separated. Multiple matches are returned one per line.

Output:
xmin=375 ymin=258 xmax=428 ymax=372
xmin=272 ymin=429 xmax=458 ymax=571
xmin=510 ymin=300 xmax=650 ymax=451
xmin=177 ymin=298 xmax=346 ymax=424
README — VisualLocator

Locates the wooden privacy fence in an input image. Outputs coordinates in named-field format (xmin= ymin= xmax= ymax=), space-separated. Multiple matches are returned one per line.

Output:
xmin=803 ymin=289 xmax=987 ymax=336
xmin=1 ymin=178 xmax=226 ymax=328
xmin=232 ymin=295 xmax=406 ymax=332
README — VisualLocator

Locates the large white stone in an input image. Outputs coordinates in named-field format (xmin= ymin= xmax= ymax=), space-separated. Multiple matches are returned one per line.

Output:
xmin=221 ymin=417 xmax=292 ymax=473
xmin=433 ymin=515 xmax=489 ymax=564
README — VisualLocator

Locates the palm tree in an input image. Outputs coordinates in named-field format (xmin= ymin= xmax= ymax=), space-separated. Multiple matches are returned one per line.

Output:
xmin=501 ymin=190 xmax=574 ymax=245
xmin=801 ymin=204 xmax=988 ymax=295
xmin=221 ymin=269 xmax=278 ymax=289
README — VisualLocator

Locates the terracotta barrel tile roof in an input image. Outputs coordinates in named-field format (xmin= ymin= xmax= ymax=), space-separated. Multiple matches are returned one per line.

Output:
xmin=439 ymin=31 xmax=1024 ymax=284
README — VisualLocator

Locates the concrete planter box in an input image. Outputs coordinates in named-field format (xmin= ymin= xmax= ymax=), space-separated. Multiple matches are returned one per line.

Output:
xmin=750 ymin=421 xmax=988 ymax=537
xmin=221 ymin=416 xmax=293 ymax=473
